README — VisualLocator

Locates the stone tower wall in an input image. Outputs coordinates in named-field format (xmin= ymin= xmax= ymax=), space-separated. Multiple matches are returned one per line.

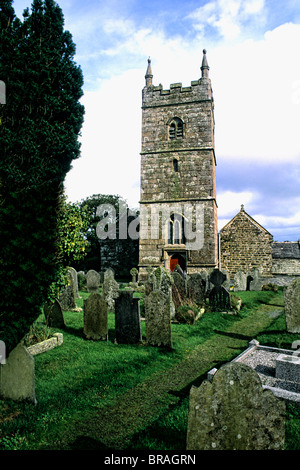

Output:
xmin=139 ymin=65 xmax=218 ymax=279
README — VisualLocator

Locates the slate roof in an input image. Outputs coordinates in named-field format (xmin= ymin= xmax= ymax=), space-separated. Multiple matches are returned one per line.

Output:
xmin=272 ymin=242 xmax=300 ymax=259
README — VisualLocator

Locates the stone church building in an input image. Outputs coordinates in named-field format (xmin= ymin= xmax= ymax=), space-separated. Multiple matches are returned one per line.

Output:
xmin=138 ymin=50 xmax=218 ymax=280
xmin=138 ymin=51 xmax=300 ymax=283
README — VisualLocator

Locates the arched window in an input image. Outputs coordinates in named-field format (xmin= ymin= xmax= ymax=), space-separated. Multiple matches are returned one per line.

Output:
xmin=168 ymin=213 xmax=186 ymax=245
xmin=169 ymin=118 xmax=184 ymax=140
xmin=173 ymin=159 xmax=178 ymax=172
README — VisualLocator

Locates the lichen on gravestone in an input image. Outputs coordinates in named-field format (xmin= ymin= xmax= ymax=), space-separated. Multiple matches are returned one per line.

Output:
xmin=186 ymin=362 xmax=286 ymax=450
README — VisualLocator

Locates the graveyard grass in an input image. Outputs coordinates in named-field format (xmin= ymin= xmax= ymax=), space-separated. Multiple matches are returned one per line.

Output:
xmin=1 ymin=287 xmax=300 ymax=450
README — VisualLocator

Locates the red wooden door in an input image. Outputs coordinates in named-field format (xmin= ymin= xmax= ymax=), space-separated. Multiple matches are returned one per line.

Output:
xmin=170 ymin=254 xmax=186 ymax=272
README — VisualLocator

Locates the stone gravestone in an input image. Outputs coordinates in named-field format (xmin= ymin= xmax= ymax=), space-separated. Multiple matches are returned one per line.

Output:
xmin=0 ymin=343 xmax=36 ymax=403
xmin=104 ymin=267 xmax=115 ymax=280
xmin=145 ymin=290 xmax=172 ymax=348
xmin=86 ymin=269 xmax=100 ymax=293
xmin=69 ymin=267 xmax=80 ymax=299
xmin=115 ymin=291 xmax=142 ymax=344
xmin=103 ymin=272 xmax=119 ymax=312
xmin=43 ymin=299 xmax=65 ymax=329
xmin=186 ymin=362 xmax=286 ymax=450
xmin=209 ymin=269 xmax=231 ymax=311
xmin=285 ymin=278 xmax=300 ymax=333
xmin=233 ymin=271 xmax=247 ymax=291
xmin=186 ymin=273 xmax=206 ymax=307
xmin=172 ymin=271 xmax=187 ymax=309
xmin=59 ymin=269 xmax=77 ymax=311
xmin=83 ymin=292 xmax=108 ymax=341
xmin=152 ymin=266 xmax=175 ymax=320
xmin=249 ymin=268 xmax=262 ymax=291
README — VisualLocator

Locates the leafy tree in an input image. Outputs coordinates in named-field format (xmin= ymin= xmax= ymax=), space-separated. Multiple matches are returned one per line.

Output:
xmin=0 ymin=0 xmax=84 ymax=355
xmin=47 ymin=195 xmax=90 ymax=301
xmin=57 ymin=196 xmax=89 ymax=268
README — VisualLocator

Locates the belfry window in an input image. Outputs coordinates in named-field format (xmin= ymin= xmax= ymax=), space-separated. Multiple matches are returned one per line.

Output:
xmin=169 ymin=118 xmax=184 ymax=140
xmin=168 ymin=213 xmax=186 ymax=245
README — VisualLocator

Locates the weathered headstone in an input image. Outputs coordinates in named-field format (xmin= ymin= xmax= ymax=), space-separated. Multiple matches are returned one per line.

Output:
xmin=130 ymin=267 xmax=138 ymax=283
xmin=43 ymin=299 xmax=65 ymax=328
xmin=86 ymin=269 xmax=100 ymax=293
xmin=104 ymin=267 xmax=115 ymax=280
xmin=0 ymin=343 xmax=36 ymax=403
xmin=145 ymin=290 xmax=172 ymax=348
xmin=103 ymin=275 xmax=119 ymax=312
xmin=186 ymin=273 xmax=206 ymax=307
xmin=233 ymin=271 xmax=247 ymax=291
xmin=285 ymin=278 xmax=300 ymax=333
xmin=69 ymin=267 xmax=80 ymax=299
xmin=186 ymin=362 xmax=286 ymax=450
xmin=173 ymin=264 xmax=185 ymax=279
xmin=209 ymin=269 xmax=231 ymax=311
xmin=249 ymin=268 xmax=262 ymax=291
xmin=151 ymin=266 xmax=175 ymax=320
xmin=59 ymin=270 xmax=77 ymax=311
xmin=172 ymin=271 xmax=186 ymax=309
xmin=115 ymin=291 xmax=142 ymax=344
xmin=83 ymin=292 xmax=108 ymax=341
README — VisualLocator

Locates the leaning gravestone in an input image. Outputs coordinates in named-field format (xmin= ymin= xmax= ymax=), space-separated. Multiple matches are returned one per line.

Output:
xmin=145 ymin=290 xmax=172 ymax=348
xmin=86 ymin=269 xmax=100 ymax=293
xmin=59 ymin=270 xmax=77 ymax=311
xmin=186 ymin=362 xmax=286 ymax=450
xmin=209 ymin=269 xmax=231 ymax=311
xmin=43 ymin=299 xmax=65 ymax=329
xmin=285 ymin=278 xmax=300 ymax=333
xmin=115 ymin=291 xmax=141 ymax=344
xmin=0 ymin=343 xmax=36 ymax=403
xmin=83 ymin=292 xmax=108 ymax=341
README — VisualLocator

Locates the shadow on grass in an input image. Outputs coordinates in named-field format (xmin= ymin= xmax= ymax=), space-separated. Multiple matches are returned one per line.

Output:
xmin=212 ymin=330 xmax=252 ymax=341
xmin=69 ymin=435 xmax=113 ymax=450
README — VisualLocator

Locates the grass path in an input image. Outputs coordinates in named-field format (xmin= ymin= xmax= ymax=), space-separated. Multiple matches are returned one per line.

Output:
xmin=55 ymin=302 xmax=284 ymax=450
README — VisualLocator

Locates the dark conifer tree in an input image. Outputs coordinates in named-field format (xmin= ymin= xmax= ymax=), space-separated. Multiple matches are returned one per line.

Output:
xmin=0 ymin=0 xmax=84 ymax=354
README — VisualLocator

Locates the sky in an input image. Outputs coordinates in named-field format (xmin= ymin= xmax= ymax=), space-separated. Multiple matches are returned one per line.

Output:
xmin=12 ymin=0 xmax=300 ymax=242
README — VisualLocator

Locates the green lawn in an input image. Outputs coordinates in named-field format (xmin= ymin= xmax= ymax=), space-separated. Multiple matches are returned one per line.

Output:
xmin=0 ymin=288 xmax=300 ymax=450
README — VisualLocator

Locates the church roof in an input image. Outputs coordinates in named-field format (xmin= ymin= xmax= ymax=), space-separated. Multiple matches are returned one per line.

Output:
xmin=220 ymin=205 xmax=273 ymax=237
xmin=272 ymin=241 xmax=300 ymax=259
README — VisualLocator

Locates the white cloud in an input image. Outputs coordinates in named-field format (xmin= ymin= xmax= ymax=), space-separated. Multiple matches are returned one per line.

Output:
xmin=211 ymin=23 xmax=300 ymax=163
xmin=187 ymin=0 xmax=266 ymax=40
xmin=64 ymin=68 xmax=143 ymax=209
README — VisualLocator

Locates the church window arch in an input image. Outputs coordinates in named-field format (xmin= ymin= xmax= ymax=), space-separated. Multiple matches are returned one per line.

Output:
xmin=168 ymin=213 xmax=186 ymax=245
xmin=169 ymin=117 xmax=184 ymax=140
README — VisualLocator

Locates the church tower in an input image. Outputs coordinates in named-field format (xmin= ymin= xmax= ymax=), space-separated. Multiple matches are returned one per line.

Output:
xmin=138 ymin=50 xmax=218 ymax=280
